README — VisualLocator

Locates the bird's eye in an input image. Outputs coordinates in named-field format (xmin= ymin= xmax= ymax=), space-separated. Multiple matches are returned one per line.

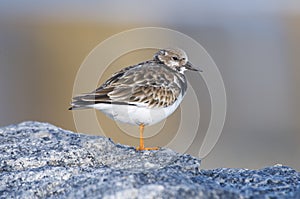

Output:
xmin=172 ymin=56 xmax=178 ymax=61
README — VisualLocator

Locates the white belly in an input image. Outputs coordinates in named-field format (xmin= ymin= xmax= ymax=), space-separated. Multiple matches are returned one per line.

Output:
xmin=91 ymin=95 xmax=183 ymax=126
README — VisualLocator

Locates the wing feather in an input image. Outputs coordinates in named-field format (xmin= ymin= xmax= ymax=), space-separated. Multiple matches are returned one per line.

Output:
xmin=69 ymin=61 xmax=184 ymax=110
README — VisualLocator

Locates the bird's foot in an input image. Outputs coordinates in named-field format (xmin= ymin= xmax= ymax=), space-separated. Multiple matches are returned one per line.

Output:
xmin=136 ymin=146 xmax=160 ymax=151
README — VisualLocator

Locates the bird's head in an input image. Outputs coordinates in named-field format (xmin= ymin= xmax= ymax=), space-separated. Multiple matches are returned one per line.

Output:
xmin=154 ymin=48 xmax=202 ymax=73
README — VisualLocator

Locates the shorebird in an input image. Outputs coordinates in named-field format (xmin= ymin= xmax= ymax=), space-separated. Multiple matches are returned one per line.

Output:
xmin=69 ymin=48 xmax=202 ymax=150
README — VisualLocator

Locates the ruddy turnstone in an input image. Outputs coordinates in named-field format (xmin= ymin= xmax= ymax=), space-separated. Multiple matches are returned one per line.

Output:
xmin=69 ymin=48 xmax=202 ymax=150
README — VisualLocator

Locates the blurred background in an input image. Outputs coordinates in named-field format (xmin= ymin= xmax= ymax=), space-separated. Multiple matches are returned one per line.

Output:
xmin=0 ymin=1 xmax=299 ymax=170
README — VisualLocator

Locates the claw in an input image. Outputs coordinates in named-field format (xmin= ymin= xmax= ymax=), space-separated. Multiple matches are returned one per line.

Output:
xmin=136 ymin=146 xmax=159 ymax=151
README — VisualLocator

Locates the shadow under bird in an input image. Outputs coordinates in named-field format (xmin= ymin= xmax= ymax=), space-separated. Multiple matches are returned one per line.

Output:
xmin=69 ymin=48 xmax=202 ymax=150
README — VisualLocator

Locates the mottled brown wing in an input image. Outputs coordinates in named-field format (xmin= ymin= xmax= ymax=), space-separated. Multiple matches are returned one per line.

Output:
xmin=105 ymin=63 xmax=182 ymax=108
xmin=70 ymin=61 xmax=183 ymax=109
xmin=129 ymin=85 xmax=180 ymax=108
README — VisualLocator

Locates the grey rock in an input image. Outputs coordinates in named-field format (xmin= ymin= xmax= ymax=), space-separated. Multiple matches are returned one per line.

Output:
xmin=0 ymin=121 xmax=299 ymax=199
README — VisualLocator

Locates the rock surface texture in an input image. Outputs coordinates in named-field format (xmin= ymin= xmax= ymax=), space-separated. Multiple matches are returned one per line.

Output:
xmin=0 ymin=121 xmax=299 ymax=199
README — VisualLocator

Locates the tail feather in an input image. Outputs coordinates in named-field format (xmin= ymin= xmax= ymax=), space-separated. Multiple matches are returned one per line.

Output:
xmin=68 ymin=95 xmax=96 ymax=110
xmin=69 ymin=92 xmax=137 ymax=111
xmin=68 ymin=105 xmax=92 ymax=110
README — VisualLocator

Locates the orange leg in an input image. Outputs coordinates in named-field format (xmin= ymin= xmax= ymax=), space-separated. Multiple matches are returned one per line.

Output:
xmin=136 ymin=124 xmax=159 ymax=151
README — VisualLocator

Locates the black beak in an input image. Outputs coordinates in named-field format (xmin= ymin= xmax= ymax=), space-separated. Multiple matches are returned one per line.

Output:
xmin=185 ymin=61 xmax=203 ymax=72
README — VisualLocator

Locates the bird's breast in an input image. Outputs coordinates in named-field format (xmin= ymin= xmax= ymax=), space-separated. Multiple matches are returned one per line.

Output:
xmin=91 ymin=93 xmax=184 ymax=126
